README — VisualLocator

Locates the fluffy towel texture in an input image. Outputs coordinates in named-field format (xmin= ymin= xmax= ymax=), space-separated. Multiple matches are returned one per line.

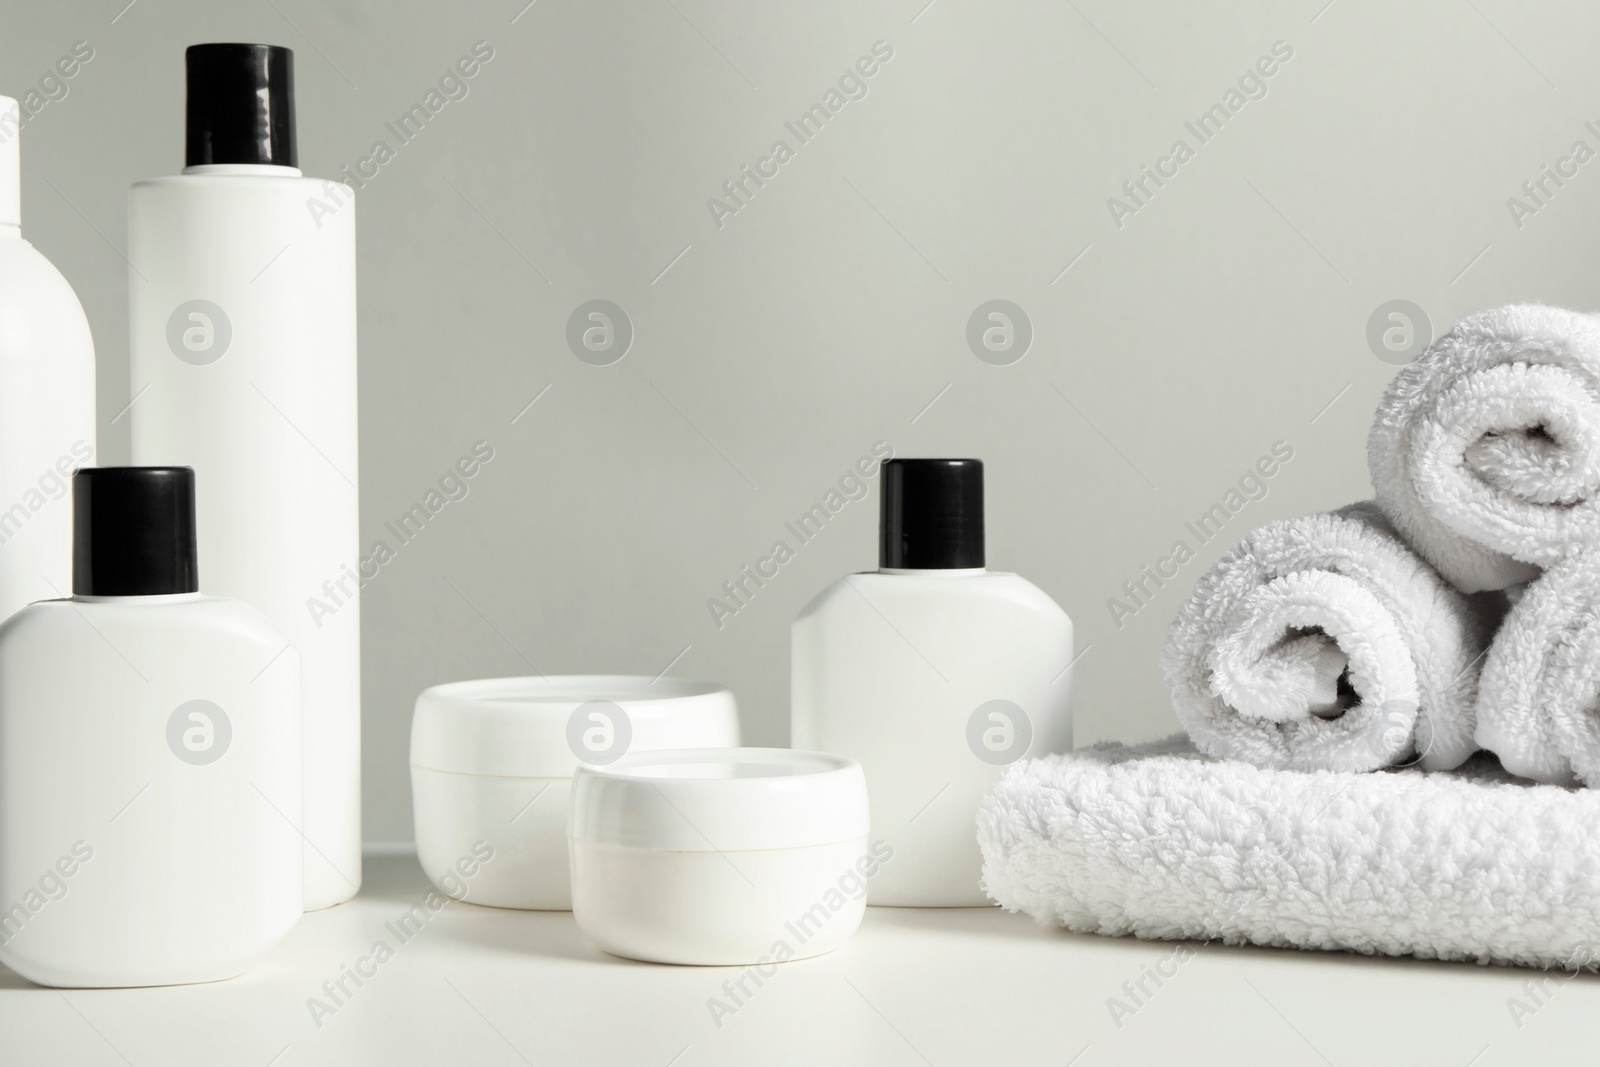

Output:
xmin=977 ymin=738 xmax=1600 ymax=969
xmin=1162 ymin=501 xmax=1493 ymax=773
xmin=1476 ymin=553 xmax=1600 ymax=785
xmin=1369 ymin=304 xmax=1600 ymax=594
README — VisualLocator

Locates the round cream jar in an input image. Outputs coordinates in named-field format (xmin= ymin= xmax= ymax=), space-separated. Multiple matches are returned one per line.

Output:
xmin=409 ymin=676 xmax=740 ymax=909
xmin=568 ymin=748 xmax=873 ymax=965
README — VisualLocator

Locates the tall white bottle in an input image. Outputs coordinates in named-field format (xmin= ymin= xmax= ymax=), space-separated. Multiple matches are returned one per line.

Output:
xmin=128 ymin=45 xmax=359 ymax=908
xmin=0 ymin=96 xmax=96 ymax=620
xmin=792 ymin=459 xmax=1074 ymax=906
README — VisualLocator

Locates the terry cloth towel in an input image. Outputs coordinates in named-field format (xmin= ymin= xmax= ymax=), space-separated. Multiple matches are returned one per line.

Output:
xmin=1162 ymin=501 xmax=1493 ymax=773
xmin=1476 ymin=553 xmax=1600 ymax=785
xmin=1368 ymin=304 xmax=1600 ymax=594
xmin=976 ymin=738 xmax=1600 ymax=970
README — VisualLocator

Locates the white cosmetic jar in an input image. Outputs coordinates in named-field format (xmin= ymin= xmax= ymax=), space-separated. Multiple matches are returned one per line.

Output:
xmin=409 ymin=676 xmax=740 ymax=910
xmin=568 ymin=748 xmax=873 ymax=965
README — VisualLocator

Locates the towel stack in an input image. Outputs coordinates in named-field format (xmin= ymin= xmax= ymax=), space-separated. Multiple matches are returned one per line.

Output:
xmin=1166 ymin=304 xmax=1600 ymax=783
xmin=972 ymin=305 xmax=1600 ymax=970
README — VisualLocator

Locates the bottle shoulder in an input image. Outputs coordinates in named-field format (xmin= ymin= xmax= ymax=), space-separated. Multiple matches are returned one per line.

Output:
xmin=131 ymin=173 xmax=355 ymax=197
xmin=0 ymin=239 xmax=93 ymax=330
xmin=0 ymin=595 xmax=293 ymax=652
xmin=796 ymin=570 xmax=1069 ymax=622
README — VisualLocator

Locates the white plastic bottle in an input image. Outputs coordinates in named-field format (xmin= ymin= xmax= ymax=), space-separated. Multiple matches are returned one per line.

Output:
xmin=0 ymin=96 xmax=97 ymax=621
xmin=0 ymin=467 xmax=302 ymax=987
xmin=792 ymin=459 xmax=1074 ymax=906
xmin=127 ymin=45 xmax=359 ymax=908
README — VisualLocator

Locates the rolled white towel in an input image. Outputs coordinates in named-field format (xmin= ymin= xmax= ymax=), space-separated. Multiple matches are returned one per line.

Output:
xmin=1476 ymin=553 xmax=1600 ymax=785
xmin=1369 ymin=303 xmax=1600 ymax=593
xmin=1162 ymin=502 xmax=1495 ymax=772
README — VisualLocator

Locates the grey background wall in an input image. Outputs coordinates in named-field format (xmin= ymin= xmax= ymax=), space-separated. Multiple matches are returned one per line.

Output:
xmin=5 ymin=0 xmax=1596 ymax=843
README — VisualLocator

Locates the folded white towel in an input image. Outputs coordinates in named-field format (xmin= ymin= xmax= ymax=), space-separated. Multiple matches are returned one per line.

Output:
xmin=1476 ymin=553 xmax=1600 ymax=785
xmin=1369 ymin=304 xmax=1600 ymax=594
xmin=977 ymin=738 xmax=1600 ymax=969
xmin=1162 ymin=502 xmax=1493 ymax=772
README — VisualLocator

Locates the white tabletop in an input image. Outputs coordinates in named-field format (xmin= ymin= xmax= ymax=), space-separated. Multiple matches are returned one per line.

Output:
xmin=1 ymin=849 xmax=1590 ymax=1066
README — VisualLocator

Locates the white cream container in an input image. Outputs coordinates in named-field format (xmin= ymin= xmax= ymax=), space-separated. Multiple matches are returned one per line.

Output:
xmin=569 ymin=748 xmax=873 ymax=965
xmin=409 ymin=676 xmax=740 ymax=909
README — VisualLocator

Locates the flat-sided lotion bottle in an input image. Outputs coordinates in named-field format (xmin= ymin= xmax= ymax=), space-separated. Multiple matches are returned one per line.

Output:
xmin=128 ymin=45 xmax=359 ymax=908
xmin=0 ymin=467 xmax=302 ymax=987
xmin=0 ymin=96 xmax=97 ymax=621
xmin=792 ymin=459 xmax=1074 ymax=906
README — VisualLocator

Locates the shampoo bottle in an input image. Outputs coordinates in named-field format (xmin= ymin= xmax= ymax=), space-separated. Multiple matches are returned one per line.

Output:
xmin=128 ymin=45 xmax=359 ymax=908
xmin=0 ymin=467 xmax=301 ymax=987
xmin=0 ymin=95 xmax=97 ymax=622
xmin=791 ymin=459 xmax=1074 ymax=906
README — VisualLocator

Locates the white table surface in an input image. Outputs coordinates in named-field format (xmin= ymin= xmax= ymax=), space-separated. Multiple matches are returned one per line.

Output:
xmin=2 ymin=847 xmax=1593 ymax=1066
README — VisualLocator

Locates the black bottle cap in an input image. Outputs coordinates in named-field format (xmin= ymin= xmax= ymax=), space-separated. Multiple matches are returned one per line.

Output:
xmin=879 ymin=458 xmax=985 ymax=569
xmin=185 ymin=43 xmax=298 ymax=168
xmin=73 ymin=468 xmax=200 ymax=596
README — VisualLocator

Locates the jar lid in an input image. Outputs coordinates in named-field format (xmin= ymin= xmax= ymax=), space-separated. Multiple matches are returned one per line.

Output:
xmin=410 ymin=676 xmax=740 ymax=778
xmin=568 ymin=748 xmax=868 ymax=852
